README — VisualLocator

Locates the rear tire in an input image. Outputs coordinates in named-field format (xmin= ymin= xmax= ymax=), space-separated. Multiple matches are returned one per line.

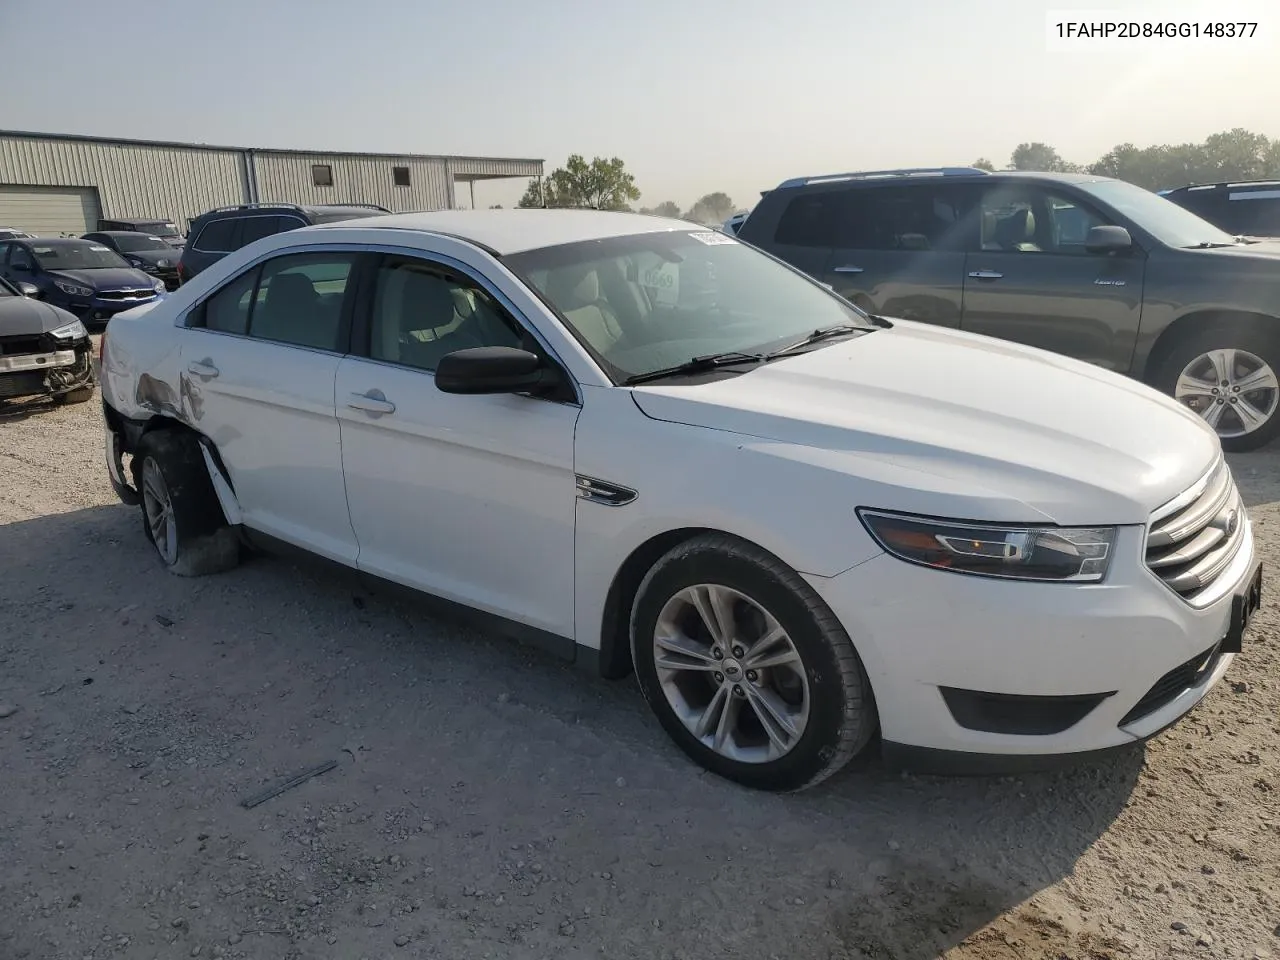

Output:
xmin=132 ymin=430 xmax=240 ymax=577
xmin=630 ymin=533 xmax=877 ymax=792
xmin=1153 ymin=325 xmax=1280 ymax=452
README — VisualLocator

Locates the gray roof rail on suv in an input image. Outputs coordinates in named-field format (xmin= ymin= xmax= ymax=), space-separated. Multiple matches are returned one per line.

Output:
xmin=738 ymin=166 xmax=1280 ymax=450
xmin=177 ymin=202 xmax=390 ymax=284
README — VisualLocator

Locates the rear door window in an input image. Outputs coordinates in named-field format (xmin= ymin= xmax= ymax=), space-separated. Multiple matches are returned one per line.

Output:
xmin=238 ymin=216 xmax=283 ymax=248
xmin=774 ymin=192 xmax=843 ymax=247
xmin=841 ymin=186 xmax=972 ymax=251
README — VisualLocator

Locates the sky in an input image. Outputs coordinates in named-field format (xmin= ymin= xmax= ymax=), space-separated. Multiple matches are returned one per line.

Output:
xmin=3 ymin=0 xmax=1278 ymax=212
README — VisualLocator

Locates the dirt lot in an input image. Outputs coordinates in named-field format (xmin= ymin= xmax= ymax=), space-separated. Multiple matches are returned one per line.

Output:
xmin=2 ymin=377 xmax=1279 ymax=960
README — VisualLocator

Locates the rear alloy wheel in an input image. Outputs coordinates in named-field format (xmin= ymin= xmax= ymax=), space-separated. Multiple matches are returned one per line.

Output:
xmin=133 ymin=430 xmax=241 ymax=576
xmin=1157 ymin=329 xmax=1280 ymax=452
xmin=631 ymin=534 xmax=876 ymax=791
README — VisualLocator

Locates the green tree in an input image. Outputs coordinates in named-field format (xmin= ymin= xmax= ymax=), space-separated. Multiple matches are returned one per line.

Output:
xmin=684 ymin=192 xmax=736 ymax=225
xmin=642 ymin=200 xmax=682 ymax=218
xmin=517 ymin=155 xmax=640 ymax=210
xmin=1086 ymin=128 xmax=1280 ymax=189
xmin=972 ymin=157 xmax=996 ymax=172
xmin=1010 ymin=142 xmax=1079 ymax=172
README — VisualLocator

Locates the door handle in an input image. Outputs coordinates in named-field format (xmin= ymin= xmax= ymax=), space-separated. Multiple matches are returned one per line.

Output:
xmin=187 ymin=360 xmax=219 ymax=378
xmin=968 ymin=270 xmax=1003 ymax=280
xmin=832 ymin=265 xmax=865 ymax=274
xmin=347 ymin=390 xmax=395 ymax=415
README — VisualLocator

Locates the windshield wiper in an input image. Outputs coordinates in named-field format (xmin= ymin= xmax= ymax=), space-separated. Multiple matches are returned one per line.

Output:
xmin=763 ymin=323 xmax=869 ymax=359
xmin=623 ymin=350 xmax=766 ymax=385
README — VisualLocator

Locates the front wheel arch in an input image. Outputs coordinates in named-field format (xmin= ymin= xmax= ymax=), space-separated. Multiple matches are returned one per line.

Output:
xmin=1141 ymin=309 xmax=1279 ymax=384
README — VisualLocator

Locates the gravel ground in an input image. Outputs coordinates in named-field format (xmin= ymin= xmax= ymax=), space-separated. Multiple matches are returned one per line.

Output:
xmin=2 ymin=370 xmax=1279 ymax=960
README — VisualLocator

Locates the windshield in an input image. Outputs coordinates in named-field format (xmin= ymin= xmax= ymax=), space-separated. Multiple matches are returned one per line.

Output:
xmin=1078 ymin=179 xmax=1240 ymax=248
xmin=31 ymin=242 xmax=130 ymax=271
xmin=505 ymin=229 xmax=872 ymax=382
xmin=113 ymin=234 xmax=173 ymax=252
xmin=130 ymin=222 xmax=179 ymax=237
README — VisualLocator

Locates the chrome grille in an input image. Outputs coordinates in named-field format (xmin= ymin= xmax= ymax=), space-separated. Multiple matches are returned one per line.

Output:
xmin=99 ymin=289 xmax=155 ymax=301
xmin=1145 ymin=458 xmax=1246 ymax=603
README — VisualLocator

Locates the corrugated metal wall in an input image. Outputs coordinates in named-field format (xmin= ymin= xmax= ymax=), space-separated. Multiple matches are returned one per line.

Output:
xmin=0 ymin=135 xmax=247 ymax=228
xmin=252 ymin=152 xmax=452 ymax=212
xmin=0 ymin=133 xmax=544 ymax=227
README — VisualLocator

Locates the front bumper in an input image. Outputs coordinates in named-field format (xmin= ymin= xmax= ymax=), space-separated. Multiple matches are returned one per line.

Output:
xmin=0 ymin=339 xmax=94 ymax=399
xmin=48 ymin=289 xmax=161 ymax=324
xmin=804 ymin=520 xmax=1257 ymax=772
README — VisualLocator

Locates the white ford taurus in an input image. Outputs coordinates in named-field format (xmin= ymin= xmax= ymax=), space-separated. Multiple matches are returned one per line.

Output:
xmin=100 ymin=209 xmax=1262 ymax=790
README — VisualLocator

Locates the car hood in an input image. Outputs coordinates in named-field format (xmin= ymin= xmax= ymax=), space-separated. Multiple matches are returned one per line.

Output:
xmin=47 ymin=267 xmax=156 ymax=289
xmin=629 ymin=321 xmax=1221 ymax=526
xmin=1201 ymin=239 xmax=1280 ymax=260
xmin=0 ymin=295 xmax=79 ymax=335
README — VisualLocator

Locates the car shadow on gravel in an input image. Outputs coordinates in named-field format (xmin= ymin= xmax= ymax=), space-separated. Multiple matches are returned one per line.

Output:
xmin=1 ymin=504 xmax=1146 ymax=960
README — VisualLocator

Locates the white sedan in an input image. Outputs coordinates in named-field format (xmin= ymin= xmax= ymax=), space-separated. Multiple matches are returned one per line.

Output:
xmin=99 ymin=209 xmax=1261 ymax=791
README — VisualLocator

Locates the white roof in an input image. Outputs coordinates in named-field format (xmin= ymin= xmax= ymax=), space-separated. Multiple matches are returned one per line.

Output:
xmin=307 ymin=208 xmax=698 ymax=255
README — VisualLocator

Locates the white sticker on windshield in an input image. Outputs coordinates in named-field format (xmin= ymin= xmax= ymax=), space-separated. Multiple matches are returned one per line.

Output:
xmin=687 ymin=230 xmax=737 ymax=245
xmin=90 ymin=245 xmax=110 ymax=252
xmin=33 ymin=247 xmax=54 ymax=254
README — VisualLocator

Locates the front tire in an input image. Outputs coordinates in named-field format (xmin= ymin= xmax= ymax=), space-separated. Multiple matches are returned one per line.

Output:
xmin=132 ymin=430 xmax=241 ymax=577
xmin=1154 ymin=325 xmax=1280 ymax=452
xmin=630 ymin=534 xmax=876 ymax=791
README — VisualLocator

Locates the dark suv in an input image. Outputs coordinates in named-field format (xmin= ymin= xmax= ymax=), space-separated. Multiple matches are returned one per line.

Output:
xmin=1160 ymin=180 xmax=1280 ymax=239
xmin=738 ymin=167 xmax=1280 ymax=450
xmin=176 ymin=202 xmax=389 ymax=283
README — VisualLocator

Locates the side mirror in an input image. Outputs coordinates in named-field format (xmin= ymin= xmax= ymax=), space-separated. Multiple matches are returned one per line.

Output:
xmin=17 ymin=282 xmax=40 ymax=298
xmin=435 ymin=346 xmax=549 ymax=395
xmin=1084 ymin=225 xmax=1132 ymax=254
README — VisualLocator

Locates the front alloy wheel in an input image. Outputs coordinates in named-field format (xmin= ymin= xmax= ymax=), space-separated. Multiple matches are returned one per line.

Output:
xmin=653 ymin=584 xmax=810 ymax=763
xmin=1174 ymin=348 xmax=1279 ymax=442
xmin=141 ymin=456 xmax=179 ymax=566
xmin=631 ymin=533 xmax=877 ymax=791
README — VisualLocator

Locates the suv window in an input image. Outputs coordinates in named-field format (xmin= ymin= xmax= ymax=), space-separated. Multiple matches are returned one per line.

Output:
xmin=193 ymin=252 xmax=356 ymax=350
xmin=194 ymin=218 xmax=238 ymax=253
xmin=843 ymin=186 xmax=971 ymax=251
xmin=239 ymin=216 xmax=284 ymax=247
xmin=368 ymin=256 xmax=524 ymax=372
xmin=978 ymin=186 xmax=1108 ymax=255
xmin=9 ymin=245 xmax=35 ymax=271
xmin=774 ymin=192 xmax=842 ymax=247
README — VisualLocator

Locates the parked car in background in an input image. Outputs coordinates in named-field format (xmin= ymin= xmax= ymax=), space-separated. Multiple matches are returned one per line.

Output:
xmin=1160 ymin=180 xmax=1280 ymax=239
xmin=83 ymin=231 xmax=181 ymax=290
xmin=99 ymin=209 xmax=1258 ymax=791
xmin=176 ymin=202 xmax=390 ymax=283
xmin=0 ymin=237 xmax=165 ymax=327
xmin=721 ymin=212 xmax=749 ymax=235
xmin=0 ymin=227 xmax=34 ymax=241
xmin=97 ymin=217 xmax=185 ymax=248
xmin=738 ymin=166 xmax=1280 ymax=450
xmin=0 ymin=274 xmax=94 ymax=404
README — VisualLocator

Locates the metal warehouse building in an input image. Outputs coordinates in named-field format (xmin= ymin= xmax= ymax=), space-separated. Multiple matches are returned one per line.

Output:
xmin=0 ymin=130 xmax=543 ymax=237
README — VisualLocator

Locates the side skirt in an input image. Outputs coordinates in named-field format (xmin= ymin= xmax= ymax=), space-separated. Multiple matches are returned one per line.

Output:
xmin=239 ymin=528 xmax=583 ymax=666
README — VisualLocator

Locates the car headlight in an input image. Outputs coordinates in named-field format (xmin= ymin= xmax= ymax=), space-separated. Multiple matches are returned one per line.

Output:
xmin=151 ymin=278 xmax=166 ymax=293
xmin=53 ymin=279 xmax=93 ymax=298
xmin=857 ymin=509 xmax=1115 ymax=582
xmin=156 ymin=258 xmax=171 ymax=269
xmin=49 ymin=319 xmax=88 ymax=341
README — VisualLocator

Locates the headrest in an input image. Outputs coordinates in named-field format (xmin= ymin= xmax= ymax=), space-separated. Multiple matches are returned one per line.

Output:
xmin=993 ymin=208 xmax=1035 ymax=247
xmin=399 ymin=270 xmax=457 ymax=329
xmin=266 ymin=271 xmax=317 ymax=305
xmin=546 ymin=264 xmax=600 ymax=311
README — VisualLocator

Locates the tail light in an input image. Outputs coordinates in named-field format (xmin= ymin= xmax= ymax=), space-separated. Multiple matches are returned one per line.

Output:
xmin=175 ymin=259 xmax=186 ymax=285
